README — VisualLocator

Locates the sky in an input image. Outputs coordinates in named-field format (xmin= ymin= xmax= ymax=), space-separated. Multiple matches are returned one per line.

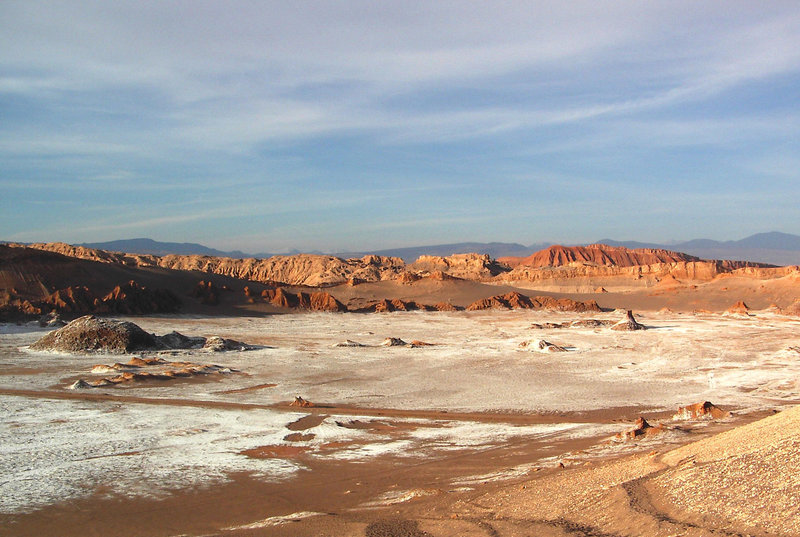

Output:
xmin=1 ymin=1 xmax=799 ymax=254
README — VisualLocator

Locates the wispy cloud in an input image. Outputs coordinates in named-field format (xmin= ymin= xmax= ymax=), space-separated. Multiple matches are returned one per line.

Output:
xmin=1 ymin=2 xmax=798 ymax=249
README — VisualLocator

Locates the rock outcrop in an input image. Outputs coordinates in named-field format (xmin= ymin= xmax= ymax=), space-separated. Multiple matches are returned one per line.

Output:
xmin=726 ymin=300 xmax=751 ymax=315
xmin=520 ymin=339 xmax=567 ymax=352
xmin=615 ymin=417 xmax=666 ymax=440
xmin=610 ymin=310 xmax=646 ymax=331
xmin=673 ymin=401 xmax=729 ymax=420
xmin=31 ymin=315 xmax=161 ymax=354
xmin=569 ymin=319 xmax=616 ymax=328
xmin=157 ymin=253 xmax=406 ymax=287
xmin=77 ymin=356 xmax=235 ymax=388
xmin=191 ymin=280 xmax=229 ymax=306
xmin=396 ymin=272 xmax=421 ymax=284
xmin=410 ymin=253 xmax=510 ymax=280
xmin=30 ymin=316 xmax=253 ymax=354
xmin=333 ymin=340 xmax=367 ymax=347
xmin=38 ymin=311 xmax=66 ymax=327
xmin=44 ymin=286 xmax=98 ymax=312
xmin=203 ymin=336 xmax=249 ymax=352
xmin=290 ymin=396 xmax=314 ymax=407
xmin=259 ymin=288 xmax=347 ymax=312
xmin=466 ymin=291 xmax=600 ymax=312
xmin=97 ymin=280 xmax=180 ymax=314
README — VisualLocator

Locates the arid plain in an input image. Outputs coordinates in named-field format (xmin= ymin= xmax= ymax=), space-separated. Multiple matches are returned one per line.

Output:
xmin=2 ymin=242 xmax=800 ymax=536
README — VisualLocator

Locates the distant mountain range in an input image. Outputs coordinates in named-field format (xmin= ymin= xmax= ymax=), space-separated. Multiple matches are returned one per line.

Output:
xmin=596 ymin=232 xmax=800 ymax=266
xmin=14 ymin=231 xmax=797 ymax=266
xmin=79 ymin=238 xmax=254 ymax=259
xmin=334 ymin=242 xmax=551 ymax=261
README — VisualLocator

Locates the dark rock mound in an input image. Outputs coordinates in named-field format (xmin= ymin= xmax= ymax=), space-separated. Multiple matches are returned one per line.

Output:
xmin=31 ymin=316 xmax=253 ymax=354
xmin=202 ymin=336 xmax=249 ymax=352
xmin=570 ymin=319 xmax=616 ymax=328
xmin=333 ymin=339 xmax=367 ymax=347
xmin=530 ymin=322 xmax=568 ymax=329
xmin=159 ymin=331 xmax=206 ymax=349
xmin=31 ymin=315 xmax=161 ymax=354
xmin=466 ymin=291 xmax=600 ymax=312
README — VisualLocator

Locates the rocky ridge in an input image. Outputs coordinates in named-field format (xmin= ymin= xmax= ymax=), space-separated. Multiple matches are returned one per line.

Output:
xmin=499 ymin=243 xmax=701 ymax=268
xmin=14 ymin=242 xmax=785 ymax=291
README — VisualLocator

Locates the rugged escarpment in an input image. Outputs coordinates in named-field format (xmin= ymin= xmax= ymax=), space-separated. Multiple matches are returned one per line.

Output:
xmin=16 ymin=242 xmax=782 ymax=291
xmin=20 ymin=243 xmax=409 ymax=286
xmin=498 ymin=259 xmax=786 ymax=286
xmin=19 ymin=243 xmax=511 ymax=286
xmin=156 ymin=253 xmax=406 ymax=287
xmin=3 ymin=279 xmax=179 ymax=317
xmin=7 ymin=242 xmax=799 ymax=316
xmin=500 ymin=244 xmax=701 ymax=268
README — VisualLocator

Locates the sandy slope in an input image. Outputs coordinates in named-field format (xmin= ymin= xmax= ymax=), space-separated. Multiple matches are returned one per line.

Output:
xmin=453 ymin=405 xmax=800 ymax=537
xmin=212 ymin=406 xmax=799 ymax=537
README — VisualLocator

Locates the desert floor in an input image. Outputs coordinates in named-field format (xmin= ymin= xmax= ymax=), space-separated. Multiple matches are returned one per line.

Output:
xmin=2 ymin=309 xmax=799 ymax=536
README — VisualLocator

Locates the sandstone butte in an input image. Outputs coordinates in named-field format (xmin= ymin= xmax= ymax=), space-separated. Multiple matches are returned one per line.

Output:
xmin=497 ymin=243 xmax=779 ymax=284
xmin=498 ymin=243 xmax=701 ymax=268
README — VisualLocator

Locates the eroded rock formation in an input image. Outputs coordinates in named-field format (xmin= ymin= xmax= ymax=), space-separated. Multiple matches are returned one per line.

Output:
xmin=258 ymin=287 xmax=347 ymax=312
xmin=673 ymin=401 xmax=729 ymax=420
xmin=30 ymin=316 xmax=253 ymax=354
xmin=520 ymin=339 xmax=567 ymax=352
xmin=610 ymin=310 xmax=646 ymax=331
xmin=466 ymin=291 xmax=600 ymax=312
xmin=97 ymin=280 xmax=180 ymax=314
xmin=499 ymin=244 xmax=700 ymax=268
xmin=615 ymin=417 xmax=666 ymax=440
xmin=410 ymin=253 xmax=510 ymax=280
xmin=73 ymin=356 xmax=235 ymax=388
xmin=726 ymin=300 xmax=751 ymax=315
xmin=31 ymin=315 xmax=161 ymax=354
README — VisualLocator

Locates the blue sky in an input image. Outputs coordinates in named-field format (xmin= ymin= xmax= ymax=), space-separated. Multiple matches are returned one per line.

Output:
xmin=1 ymin=1 xmax=799 ymax=253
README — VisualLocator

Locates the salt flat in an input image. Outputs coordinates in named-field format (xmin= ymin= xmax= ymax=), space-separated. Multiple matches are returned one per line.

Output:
xmin=1 ymin=309 xmax=799 ymax=521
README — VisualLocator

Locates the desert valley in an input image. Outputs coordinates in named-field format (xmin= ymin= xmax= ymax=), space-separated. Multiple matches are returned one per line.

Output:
xmin=4 ymin=3 xmax=799 ymax=536
xmin=2 ymin=240 xmax=800 ymax=536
